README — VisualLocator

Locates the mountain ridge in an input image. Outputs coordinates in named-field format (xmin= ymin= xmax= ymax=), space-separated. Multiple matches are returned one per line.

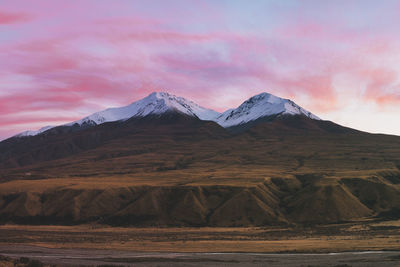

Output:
xmin=216 ymin=92 xmax=320 ymax=128
xmin=1 ymin=92 xmax=400 ymax=227
xmin=1 ymin=110 xmax=400 ymax=226
xmin=11 ymin=91 xmax=320 ymax=139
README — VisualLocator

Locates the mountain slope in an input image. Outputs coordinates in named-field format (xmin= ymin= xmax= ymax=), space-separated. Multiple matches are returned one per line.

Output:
xmin=12 ymin=92 xmax=221 ymax=138
xmin=2 ymin=91 xmax=400 ymax=227
xmin=11 ymin=91 xmax=320 ymax=138
xmin=15 ymin=125 xmax=55 ymax=137
xmin=69 ymin=92 xmax=221 ymax=126
xmin=0 ymin=112 xmax=228 ymax=170
xmin=216 ymin=92 xmax=319 ymax=128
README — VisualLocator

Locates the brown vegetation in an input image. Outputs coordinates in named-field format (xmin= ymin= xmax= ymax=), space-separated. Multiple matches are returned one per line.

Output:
xmin=1 ymin=221 xmax=400 ymax=253
xmin=0 ymin=114 xmax=400 ymax=226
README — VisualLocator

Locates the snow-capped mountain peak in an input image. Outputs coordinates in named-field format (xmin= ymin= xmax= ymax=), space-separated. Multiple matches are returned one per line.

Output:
xmin=216 ymin=92 xmax=320 ymax=127
xmin=12 ymin=91 xmax=320 ymax=138
xmin=67 ymin=91 xmax=220 ymax=126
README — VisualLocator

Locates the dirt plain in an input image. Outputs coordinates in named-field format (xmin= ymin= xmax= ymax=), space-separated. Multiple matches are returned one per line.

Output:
xmin=1 ymin=246 xmax=400 ymax=266
xmin=0 ymin=221 xmax=400 ymax=266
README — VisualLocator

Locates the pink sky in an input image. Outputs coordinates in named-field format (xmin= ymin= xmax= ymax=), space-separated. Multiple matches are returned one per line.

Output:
xmin=1 ymin=0 xmax=400 ymax=139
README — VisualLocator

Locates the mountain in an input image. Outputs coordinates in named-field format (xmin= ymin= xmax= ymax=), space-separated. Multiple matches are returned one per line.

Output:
xmin=216 ymin=92 xmax=319 ymax=128
xmin=11 ymin=92 xmax=220 ymax=138
xmin=11 ymin=91 xmax=319 ymax=138
xmin=1 ymin=91 xmax=400 ymax=227
xmin=67 ymin=92 xmax=220 ymax=127
xmin=0 ymin=111 xmax=227 ymax=170
xmin=14 ymin=125 xmax=55 ymax=137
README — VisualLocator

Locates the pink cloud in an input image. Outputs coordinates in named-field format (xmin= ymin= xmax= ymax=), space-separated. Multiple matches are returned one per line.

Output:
xmin=0 ymin=93 xmax=84 ymax=114
xmin=1 ymin=1 xmax=400 ymax=139
xmin=0 ymin=115 xmax=80 ymax=126
xmin=0 ymin=10 xmax=31 ymax=24
xmin=361 ymin=68 xmax=400 ymax=105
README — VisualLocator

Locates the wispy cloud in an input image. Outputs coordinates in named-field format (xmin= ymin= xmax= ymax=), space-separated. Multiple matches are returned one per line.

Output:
xmin=1 ymin=0 xmax=400 ymax=139
xmin=0 ymin=10 xmax=32 ymax=24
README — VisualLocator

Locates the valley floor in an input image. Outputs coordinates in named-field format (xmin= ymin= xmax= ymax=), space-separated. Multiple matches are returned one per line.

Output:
xmin=1 ymin=246 xmax=400 ymax=267
xmin=0 ymin=220 xmax=400 ymax=266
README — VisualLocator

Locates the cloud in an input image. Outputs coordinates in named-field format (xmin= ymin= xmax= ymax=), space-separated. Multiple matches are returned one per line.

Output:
xmin=362 ymin=68 xmax=400 ymax=105
xmin=1 ymin=1 xmax=400 ymax=138
xmin=0 ymin=10 xmax=32 ymax=24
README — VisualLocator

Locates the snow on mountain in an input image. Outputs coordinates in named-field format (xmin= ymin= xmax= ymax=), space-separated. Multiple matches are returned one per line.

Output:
xmin=14 ymin=125 xmax=55 ymax=137
xmin=14 ymin=92 xmax=220 ymax=138
xmin=216 ymin=92 xmax=320 ymax=128
xmin=12 ymin=91 xmax=321 ymax=138
xmin=66 ymin=92 xmax=220 ymax=126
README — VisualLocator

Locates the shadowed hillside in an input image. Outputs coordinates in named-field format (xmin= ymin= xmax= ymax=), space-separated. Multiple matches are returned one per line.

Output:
xmin=1 ymin=113 xmax=400 ymax=226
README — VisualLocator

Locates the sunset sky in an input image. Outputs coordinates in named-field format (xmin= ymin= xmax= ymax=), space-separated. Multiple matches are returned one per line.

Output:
xmin=1 ymin=0 xmax=400 ymax=139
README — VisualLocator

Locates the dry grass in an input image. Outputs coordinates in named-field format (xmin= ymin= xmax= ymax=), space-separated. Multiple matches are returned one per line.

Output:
xmin=1 ymin=116 xmax=400 ymax=226
xmin=0 ymin=223 xmax=399 ymax=253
